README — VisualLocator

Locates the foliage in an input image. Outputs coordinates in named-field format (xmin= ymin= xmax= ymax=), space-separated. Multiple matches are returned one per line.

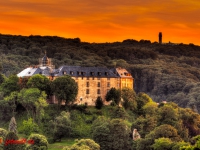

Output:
xmin=152 ymin=138 xmax=173 ymax=150
xmin=70 ymin=110 xmax=92 ymax=138
xmin=121 ymin=87 xmax=137 ymax=110
xmin=95 ymin=96 xmax=103 ymax=109
xmin=49 ymin=111 xmax=71 ymax=142
xmin=0 ymin=75 xmax=19 ymax=97
xmin=51 ymin=75 xmax=78 ymax=106
xmin=92 ymin=117 xmax=131 ymax=150
xmin=62 ymin=139 xmax=100 ymax=150
xmin=26 ymin=133 xmax=48 ymax=150
xmin=136 ymin=92 xmax=153 ymax=115
xmin=18 ymin=88 xmax=48 ymax=123
xmin=3 ymin=132 xmax=22 ymax=150
xmin=0 ymin=128 xmax=8 ymax=142
xmin=105 ymin=87 xmax=121 ymax=105
xmin=22 ymin=118 xmax=39 ymax=136
xmin=27 ymin=74 xmax=51 ymax=97
xmin=4 ymin=92 xmax=18 ymax=117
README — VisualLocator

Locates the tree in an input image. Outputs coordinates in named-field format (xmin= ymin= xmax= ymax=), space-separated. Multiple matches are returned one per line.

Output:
xmin=136 ymin=92 xmax=153 ymax=115
xmin=121 ymin=87 xmax=136 ymax=110
xmin=157 ymin=104 xmax=178 ymax=126
xmin=51 ymin=75 xmax=78 ymax=106
xmin=62 ymin=139 xmax=100 ymax=150
xmin=4 ymin=92 xmax=18 ymax=116
xmin=0 ymin=74 xmax=6 ymax=85
xmin=92 ymin=116 xmax=112 ymax=150
xmin=8 ymin=117 xmax=17 ymax=134
xmin=152 ymin=138 xmax=173 ymax=150
xmin=105 ymin=87 xmax=121 ymax=105
xmin=95 ymin=96 xmax=103 ymax=109
xmin=18 ymin=88 xmax=48 ymax=123
xmin=49 ymin=111 xmax=71 ymax=142
xmin=109 ymin=119 xmax=132 ymax=150
xmin=27 ymin=74 xmax=51 ymax=97
xmin=0 ymin=75 xmax=20 ymax=97
xmin=92 ymin=117 xmax=131 ymax=150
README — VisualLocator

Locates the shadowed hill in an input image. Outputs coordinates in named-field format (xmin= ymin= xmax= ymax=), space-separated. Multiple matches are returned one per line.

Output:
xmin=0 ymin=34 xmax=200 ymax=112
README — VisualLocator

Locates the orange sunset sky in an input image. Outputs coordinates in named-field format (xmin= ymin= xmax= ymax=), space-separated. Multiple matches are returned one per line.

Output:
xmin=0 ymin=0 xmax=200 ymax=45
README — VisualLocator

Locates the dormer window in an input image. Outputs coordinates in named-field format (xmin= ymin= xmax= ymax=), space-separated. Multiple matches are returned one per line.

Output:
xmin=77 ymin=71 xmax=81 ymax=75
xmin=90 ymin=72 xmax=94 ymax=76
xmin=70 ymin=71 xmax=74 ymax=75
xmin=98 ymin=72 xmax=101 ymax=76
xmin=63 ymin=71 xmax=67 ymax=75
xmin=105 ymin=72 xmax=108 ymax=76
xmin=81 ymin=72 xmax=86 ymax=76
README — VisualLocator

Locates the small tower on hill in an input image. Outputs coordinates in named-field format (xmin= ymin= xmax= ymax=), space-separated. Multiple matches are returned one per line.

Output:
xmin=159 ymin=32 xmax=162 ymax=44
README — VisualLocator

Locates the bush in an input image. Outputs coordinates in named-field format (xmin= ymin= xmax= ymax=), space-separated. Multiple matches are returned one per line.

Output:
xmin=0 ymin=128 xmax=8 ymax=141
xmin=3 ymin=132 xmax=25 ymax=150
xmin=26 ymin=134 xmax=48 ymax=150
xmin=62 ymin=139 xmax=100 ymax=150
xmin=22 ymin=118 xmax=40 ymax=136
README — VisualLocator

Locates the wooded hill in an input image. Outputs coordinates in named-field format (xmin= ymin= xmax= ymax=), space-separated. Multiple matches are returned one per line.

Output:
xmin=0 ymin=34 xmax=200 ymax=112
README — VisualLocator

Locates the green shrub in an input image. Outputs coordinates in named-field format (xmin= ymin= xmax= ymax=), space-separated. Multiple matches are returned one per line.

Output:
xmin=22 ymin=118 xmax=39 ymax=136
xmin=26 ymin=134 xmax=48 ymax=150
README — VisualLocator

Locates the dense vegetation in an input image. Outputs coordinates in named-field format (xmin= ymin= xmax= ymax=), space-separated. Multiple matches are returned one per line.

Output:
xmin=0 ymin=34 xmax=200 ymax=112
xmin=1 ymin=34 xmax=200 ymax=149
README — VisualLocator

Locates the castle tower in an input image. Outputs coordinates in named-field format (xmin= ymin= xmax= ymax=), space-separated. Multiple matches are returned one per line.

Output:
xmin=159 ymin=32 xmax=162 ymax=44
xmin=39 ymin=51 xmax=55 ymax=70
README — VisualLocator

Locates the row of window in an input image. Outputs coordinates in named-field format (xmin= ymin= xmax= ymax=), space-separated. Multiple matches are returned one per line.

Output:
xmin=86 ymin=82 xmax=110 ymax=87
xmin=63 ymin=71 xmax=110 ymax=76
xmin=76 ymin=77 xmax=110 ymax=80
xmin=86 ymin=89 xmax=101 ymax=94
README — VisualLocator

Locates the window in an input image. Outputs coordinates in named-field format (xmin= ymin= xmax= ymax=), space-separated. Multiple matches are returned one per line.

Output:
xmin=97 ymin=89 xmax=101 ymax=94
xmin=98 ymin=72 xmax=101 ymax=76
xmin=86 ymin=82 xmax=89 ymax=87
xmin=105 ymin=72 xmax=108 ymax=75
xmin=70 ymin=71 xmax=73 ymax=75
xmin=91 ymin=72 xmax=94 ymax=76
xmin=63 ymin=71 xmax=67 ymax=75
xmin=107 ymin=82 xmax=110 ymax=87
xmin=77 ymin=71 xmax=81 ymax=75
xmin=86 ymin=89 xmax=89 ymax=94
xmin=97 ymin=82 xmax=100 ymax=87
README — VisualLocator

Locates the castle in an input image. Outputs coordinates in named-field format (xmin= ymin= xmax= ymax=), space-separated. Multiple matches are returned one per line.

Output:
xmin=17 ymin=53 xmax=134 ymax=105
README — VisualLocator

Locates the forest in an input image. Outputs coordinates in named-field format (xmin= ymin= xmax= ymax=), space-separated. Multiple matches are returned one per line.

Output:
xmin=0 ymin=34 xmax=200 ymax=149
xmin=0 ymin=34 xmax=200 ymax=112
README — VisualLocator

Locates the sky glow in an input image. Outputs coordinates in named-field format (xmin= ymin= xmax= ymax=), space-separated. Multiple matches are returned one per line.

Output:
xmin=0 ymin=0 xmax=200 ymax=45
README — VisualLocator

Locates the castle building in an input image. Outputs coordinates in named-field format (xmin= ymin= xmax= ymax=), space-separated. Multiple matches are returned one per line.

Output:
xmin=17 ymin=53 xmax=134 ymax=105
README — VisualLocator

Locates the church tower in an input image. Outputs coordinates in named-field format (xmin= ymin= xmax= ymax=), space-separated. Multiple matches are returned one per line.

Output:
xmin=159 ymin=32 xmax=162 ymax=44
